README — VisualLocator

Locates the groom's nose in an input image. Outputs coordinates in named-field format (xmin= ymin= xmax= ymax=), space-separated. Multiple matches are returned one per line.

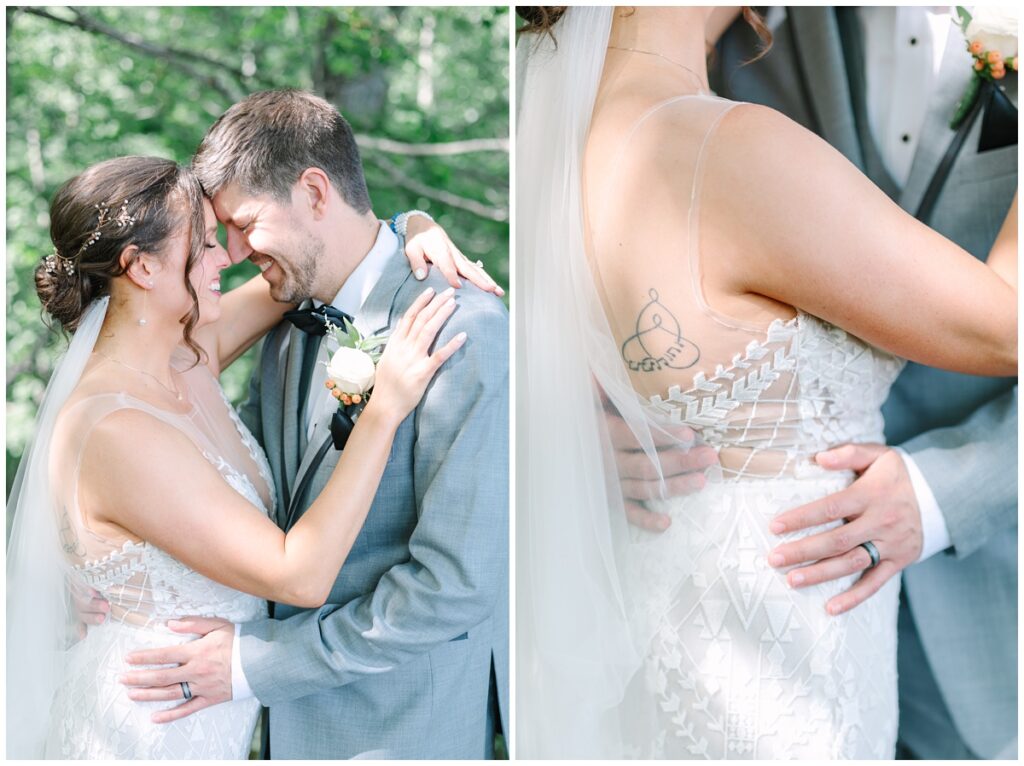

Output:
xmin=226 ymin=225 xmax=253 ymax=265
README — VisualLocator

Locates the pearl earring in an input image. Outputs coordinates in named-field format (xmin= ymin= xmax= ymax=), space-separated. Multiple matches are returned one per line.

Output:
xmin=138 ymin=282 xmax=152 ymax=326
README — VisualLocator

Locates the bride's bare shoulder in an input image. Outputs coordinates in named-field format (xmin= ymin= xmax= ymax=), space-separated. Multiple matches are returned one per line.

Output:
xmin=707 ymin=101 xmax=857 ymax=187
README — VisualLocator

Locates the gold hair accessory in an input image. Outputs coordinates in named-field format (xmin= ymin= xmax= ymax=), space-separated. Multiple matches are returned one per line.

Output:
xmin=43 ymin=198 xmax=138 ymax=277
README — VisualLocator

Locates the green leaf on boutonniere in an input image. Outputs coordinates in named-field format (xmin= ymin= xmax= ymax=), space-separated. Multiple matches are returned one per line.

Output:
xmin=955 ymin=6 xmax=972 ymax=34
xmin=361 ymin=332 xmax=390 ymax=349
xmin=950 ymin=74 xmax=982 ymax=129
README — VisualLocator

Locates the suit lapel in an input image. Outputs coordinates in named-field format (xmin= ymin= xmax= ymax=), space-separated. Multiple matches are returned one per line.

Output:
xmin=899 ymin=19 xmax=975 ymax=214
xmin=353 ymin=246 xmax=414 ymax=340
xmin=278 ymin=303 xmax=313 ymax=525
xmin=285 ymin=243 xmax=413 ymax=526
xmin=788 ymin=7 xmax=863 ymax=168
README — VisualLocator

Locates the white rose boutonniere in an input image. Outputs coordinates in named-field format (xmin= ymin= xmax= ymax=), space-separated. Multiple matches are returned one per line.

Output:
xmin=951 ymin=5 xmax=1019 ymax=128
xmin=322 ymin=319 xmax=389 ymax=408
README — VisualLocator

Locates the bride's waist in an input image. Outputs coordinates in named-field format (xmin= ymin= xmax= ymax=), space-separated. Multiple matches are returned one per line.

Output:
xmin=104 ymin=603 xmax=262 ymax=629
xmin=647 ymin=470 xmax=853 ymax=514
xmin=699 ymin=443 xmax=863 ymax=481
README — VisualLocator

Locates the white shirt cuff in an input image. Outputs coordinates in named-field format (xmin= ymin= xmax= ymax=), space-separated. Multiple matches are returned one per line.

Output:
xmin=894 ymin=447 xmax=951 ymax=561
xmin=231 ymin=622 xmax=256 ymax=702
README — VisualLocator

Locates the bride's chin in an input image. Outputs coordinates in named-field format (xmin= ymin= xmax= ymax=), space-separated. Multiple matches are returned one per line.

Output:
xmin=194 ymin=307 xmax=220 ymax=327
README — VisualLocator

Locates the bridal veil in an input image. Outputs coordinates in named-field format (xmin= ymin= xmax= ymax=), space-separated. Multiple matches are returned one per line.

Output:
xmin=517 ymin=7 xmax=700 ymax=756
xmin=6 ymin=297 xmax=110 ymax=758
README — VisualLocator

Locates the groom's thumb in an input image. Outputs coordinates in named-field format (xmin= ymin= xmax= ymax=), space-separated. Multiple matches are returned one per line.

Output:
xmin=815 ymin=442 xmax=886 ymax=473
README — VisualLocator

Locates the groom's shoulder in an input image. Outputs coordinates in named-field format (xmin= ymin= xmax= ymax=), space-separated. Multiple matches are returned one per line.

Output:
xmin=396 ymin=271 xmax=508 ymax=329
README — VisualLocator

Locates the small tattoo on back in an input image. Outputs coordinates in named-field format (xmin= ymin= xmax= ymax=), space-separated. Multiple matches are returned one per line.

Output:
xmin=59 ymin=506 xmax=86 ymax=558
xmin=621 ymin=289 xmax=701 ymax=373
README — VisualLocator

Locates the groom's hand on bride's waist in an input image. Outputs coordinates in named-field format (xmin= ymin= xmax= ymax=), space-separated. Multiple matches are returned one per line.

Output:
xmin=766 ymin=444 xmax=924 ymax=616
xmin=604 ymin=406 xmax=718 ymax=533
xmin=119 ymin=616 xmax=234 ymax=723
xmin=69 ymin=581 xmax=110 ymax=638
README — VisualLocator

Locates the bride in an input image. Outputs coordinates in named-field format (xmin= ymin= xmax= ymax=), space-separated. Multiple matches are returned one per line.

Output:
xmin=6 ymin=155 xmax=492 ymax=759
xmin=517 ymin=6 xmax=1016 ymax=759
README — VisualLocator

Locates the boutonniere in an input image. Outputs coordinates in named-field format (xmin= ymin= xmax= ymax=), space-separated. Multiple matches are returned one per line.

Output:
xmin=322 ymin=319 xmax=389 ymax=409
xmin=951 ymin=6 xmax=1018 ymax=128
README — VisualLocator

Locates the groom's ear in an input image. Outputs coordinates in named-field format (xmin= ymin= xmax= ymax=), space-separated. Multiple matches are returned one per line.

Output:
xmin=296 ymin=167 xmax=332 ymax=221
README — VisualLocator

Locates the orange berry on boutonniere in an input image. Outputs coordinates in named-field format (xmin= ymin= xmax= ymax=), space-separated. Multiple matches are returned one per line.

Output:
xmin=992 ymin=64 xmax=1006 ymax=79
xmin=331 ymin=388 xmax=343 ymax=400
xmin=974 ymin=58 xmax=986 ymax=71
xmin=351 ymin=394 xmax=362 ymax=404
xmin=325 ymin=379 xmax=336 ymax=389
xmin=970 ymin=40 xmax=985 ymax=55
xmin=340 ymin=393 xmax=353 ymax=406
xmin=987 ymin=50 xmax=1003 ymax=65
xmin=1010 ymin=56 xmax=1018 ymax=71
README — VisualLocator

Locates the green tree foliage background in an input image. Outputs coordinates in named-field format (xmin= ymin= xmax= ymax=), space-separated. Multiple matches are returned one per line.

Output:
xmin=6 ymin=6 xmax=510 ymax=496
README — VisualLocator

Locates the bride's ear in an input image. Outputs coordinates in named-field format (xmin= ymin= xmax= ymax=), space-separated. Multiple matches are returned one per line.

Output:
xmin=121 ymin=245 xmax=158 ymax=289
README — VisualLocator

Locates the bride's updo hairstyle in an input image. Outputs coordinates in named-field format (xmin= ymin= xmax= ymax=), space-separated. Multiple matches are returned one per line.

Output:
xmin=517 ymin=6 xmax=773 ymax=62
xmin=36 ymin=156 xmax=206 ymax=357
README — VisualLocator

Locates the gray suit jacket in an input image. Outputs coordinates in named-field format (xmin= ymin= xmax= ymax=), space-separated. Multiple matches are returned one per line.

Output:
xmin=713 ymin=8 xmax=1017 ymax=758
xmin=237 ymin=243 xmax=509 ymax=758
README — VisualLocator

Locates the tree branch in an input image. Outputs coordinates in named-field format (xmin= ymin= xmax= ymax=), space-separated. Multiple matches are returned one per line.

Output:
xmin=19 ymin=6 xmax=242 ymax=103
xmin=355 ymin=135 xmax=509 ymax=157
xmin=367 ymin=155 xmax=508 ymax=222
xmin=69 ymin=8 xmax=253 ymax=83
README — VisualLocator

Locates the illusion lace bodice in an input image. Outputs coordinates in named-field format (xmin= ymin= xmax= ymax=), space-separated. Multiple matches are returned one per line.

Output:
xmin=44 ymin=350 xmax=274 ymax=759
xmin=646 ymin=312 xmax=905 ymax=480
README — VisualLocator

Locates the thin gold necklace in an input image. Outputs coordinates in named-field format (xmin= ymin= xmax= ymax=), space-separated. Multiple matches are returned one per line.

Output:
xmin=607 ymin=45 xmax=709 ymax=92
xmin=94 ymin=350 xmax=184 ymax=402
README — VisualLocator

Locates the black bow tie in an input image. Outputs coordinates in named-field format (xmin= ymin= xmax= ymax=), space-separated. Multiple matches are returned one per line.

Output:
xmin=283 ymin=305 xmax=355 ymax=336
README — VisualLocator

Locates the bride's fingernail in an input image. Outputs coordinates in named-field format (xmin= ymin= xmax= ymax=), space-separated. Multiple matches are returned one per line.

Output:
xmin=768 ymin=552 xmax=784 ymax=567
xmin=789 ymin=572 xmax=804 ymax=586
xmin=441 ymin=287 xmax=455 ymax=298
xmin=770 ymin=521 xmax=785 ymax=534
xmin=415 ymin=268 xmax=426 ymax=280
xmin=456 ymin=332 xmax=468 ymax=342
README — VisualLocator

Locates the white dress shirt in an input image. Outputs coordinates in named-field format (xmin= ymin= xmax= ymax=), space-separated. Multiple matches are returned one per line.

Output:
xmin=860 ymin=6 xmax=954 ymax=189
xmin=859 ymin=6 xmax=953 ymax=560
xmin=231 ymin=221 xmax=398 ymax=703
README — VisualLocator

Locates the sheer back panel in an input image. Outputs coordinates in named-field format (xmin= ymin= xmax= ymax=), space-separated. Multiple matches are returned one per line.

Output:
xmin=584 ymin=95 xmax=903 ymax=480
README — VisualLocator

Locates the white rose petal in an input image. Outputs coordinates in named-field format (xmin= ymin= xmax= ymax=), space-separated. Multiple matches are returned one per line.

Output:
xmin=967 ymin=7 xmax=1019 ymax=58
xmin=326 ymin=346 xmax=376 ymax=395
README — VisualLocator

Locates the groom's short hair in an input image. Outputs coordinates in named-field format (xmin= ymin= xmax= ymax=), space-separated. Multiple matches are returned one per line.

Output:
xmin=192 ymin=89 xmax=372 ymax=213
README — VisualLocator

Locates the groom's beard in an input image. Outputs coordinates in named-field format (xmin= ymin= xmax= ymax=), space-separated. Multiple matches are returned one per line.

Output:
xmin=270 ymin=232 xmax=324 ymax=304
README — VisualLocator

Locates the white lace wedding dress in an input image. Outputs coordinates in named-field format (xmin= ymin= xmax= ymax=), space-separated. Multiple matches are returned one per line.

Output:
xmin=618 ymin=313 xmax=905 ymax=759
xmin=43 ymin=350 xmax=274 ymax=759
xmin=587 ymin=95 xmax=905 ymax=758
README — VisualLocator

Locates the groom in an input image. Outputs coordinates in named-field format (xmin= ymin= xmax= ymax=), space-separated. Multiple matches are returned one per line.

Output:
xmin=124 ymin=89 xmax=509 ymax=758
xmin=625 ymin=7 xmax=1015 ymax=760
